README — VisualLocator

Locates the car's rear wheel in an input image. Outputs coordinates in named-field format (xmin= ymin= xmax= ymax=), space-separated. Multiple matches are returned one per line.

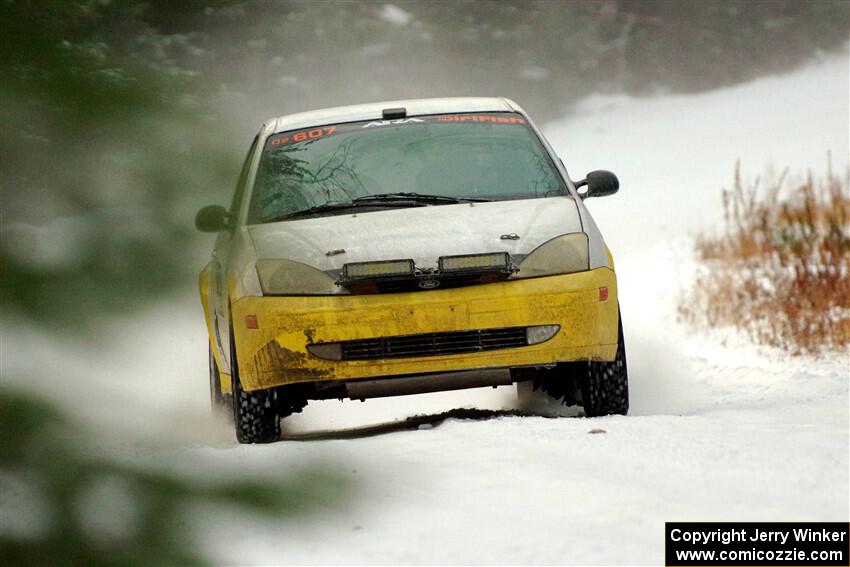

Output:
xmin=230 ymin=328 xmax=280 ymax=444
xmin=580 ymin=313 xmax=629 ymax=417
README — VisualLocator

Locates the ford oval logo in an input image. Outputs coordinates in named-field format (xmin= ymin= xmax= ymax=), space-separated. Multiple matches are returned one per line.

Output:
xmin=418 ymin=279 xmax=440 ymax=289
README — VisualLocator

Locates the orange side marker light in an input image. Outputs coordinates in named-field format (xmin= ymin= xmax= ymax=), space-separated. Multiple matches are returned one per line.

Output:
xmin=598 ymin=287 xmax=609 ymax=302
xmin=245 ymin=315 xmax=259 ymax=329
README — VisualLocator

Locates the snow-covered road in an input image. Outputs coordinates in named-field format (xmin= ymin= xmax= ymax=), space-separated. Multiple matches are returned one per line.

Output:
xmin=4 ymin=56 xmax=848 ymax=564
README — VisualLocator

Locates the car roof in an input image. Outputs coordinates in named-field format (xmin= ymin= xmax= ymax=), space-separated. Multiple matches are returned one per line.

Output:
xmin=268 ymin=97 xmax=522 ymax=134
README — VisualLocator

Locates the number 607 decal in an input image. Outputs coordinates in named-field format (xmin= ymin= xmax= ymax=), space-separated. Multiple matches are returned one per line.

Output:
xmin=270 ymin=126 xmax=337 ymax=146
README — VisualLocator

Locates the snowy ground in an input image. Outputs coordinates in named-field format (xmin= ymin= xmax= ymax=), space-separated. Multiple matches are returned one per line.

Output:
xmin=4 ymin=55 xmax=848 ymax=564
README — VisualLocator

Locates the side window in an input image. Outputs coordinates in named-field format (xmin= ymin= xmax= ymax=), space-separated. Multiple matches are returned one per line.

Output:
xmin=229 ymin=135 xmax=260 ymax=215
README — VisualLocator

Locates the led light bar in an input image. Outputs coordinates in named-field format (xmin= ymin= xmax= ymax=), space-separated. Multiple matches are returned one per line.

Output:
xmin=438 ymin=252 xmax=510 ymax=273
xmin=342 ymin=259 xmax=415 ymax=280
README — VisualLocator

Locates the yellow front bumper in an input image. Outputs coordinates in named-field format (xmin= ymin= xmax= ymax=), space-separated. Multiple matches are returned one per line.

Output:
xmin=229 ymin=267 xmax=619 ymax=391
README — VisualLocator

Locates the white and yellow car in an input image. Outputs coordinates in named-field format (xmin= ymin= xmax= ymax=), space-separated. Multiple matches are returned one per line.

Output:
xmin=197 ymin=97 xmax=628 ymax=443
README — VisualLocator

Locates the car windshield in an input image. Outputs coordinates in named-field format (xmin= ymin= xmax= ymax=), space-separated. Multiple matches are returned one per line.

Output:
xmin=248 ymin=112 xmax=566 ymax=223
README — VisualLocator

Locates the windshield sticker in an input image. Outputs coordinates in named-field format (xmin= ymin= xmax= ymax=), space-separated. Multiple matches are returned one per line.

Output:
xmin=269 ymin=125 xmax=337 ymax=146
xmin=266 ymin=113 xmax=528 ymax=149
xmin=437 ymin=114 xmax=526 ymax=124
xmin=362 ymin=117 xmax=426 ymax=128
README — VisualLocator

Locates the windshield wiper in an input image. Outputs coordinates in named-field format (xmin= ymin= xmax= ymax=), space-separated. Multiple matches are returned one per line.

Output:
xmin=263 ymin=200 xmax=425 ymax=222
xmin=263 ymin=192 xmax=490 ymax=222
xmin=352 ymin=192 xmax=491 ymax=204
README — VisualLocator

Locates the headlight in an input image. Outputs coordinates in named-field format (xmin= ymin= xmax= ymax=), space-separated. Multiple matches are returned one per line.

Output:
xmin=513 ymin=233 xmax=589 ymax=279
xmin=255 ymin=259 xmax=345 ymax=295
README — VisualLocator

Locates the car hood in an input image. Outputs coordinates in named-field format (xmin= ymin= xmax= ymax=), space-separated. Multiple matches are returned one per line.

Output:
xmin=246 ymin=196 xmax=583 ymax=272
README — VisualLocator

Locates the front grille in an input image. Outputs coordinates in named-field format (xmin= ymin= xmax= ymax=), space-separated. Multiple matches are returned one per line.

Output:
xmin=339 ymin=326 xmax=529 ymax=361
xmin=341 ymin=271 xmax=512 ymax=294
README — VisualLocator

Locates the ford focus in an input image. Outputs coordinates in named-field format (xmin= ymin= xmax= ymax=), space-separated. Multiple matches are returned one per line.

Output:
xmin=196 ymin=97 xmax=628 ymax=443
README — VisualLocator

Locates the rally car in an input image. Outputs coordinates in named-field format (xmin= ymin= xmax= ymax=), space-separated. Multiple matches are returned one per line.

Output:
xmin=196 ymin=97 xmax=628 ymax=443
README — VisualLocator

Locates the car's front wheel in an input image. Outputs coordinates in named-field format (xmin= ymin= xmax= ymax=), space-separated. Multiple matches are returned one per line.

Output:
xmin=230 ymin=329 xmax=280 ymax=444
xmin=580 ymin=314 xmax=629 ymax=417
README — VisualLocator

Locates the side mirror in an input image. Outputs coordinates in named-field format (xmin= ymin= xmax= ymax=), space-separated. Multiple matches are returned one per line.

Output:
xmin=195 ymin=205 xmax=231 ymax=232
xmin=576 ymin=170 xmax=619 ymax=199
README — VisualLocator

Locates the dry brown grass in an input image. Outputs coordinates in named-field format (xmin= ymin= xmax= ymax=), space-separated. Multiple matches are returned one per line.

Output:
xmin=679 ymin=159 xmax=850 ymax=355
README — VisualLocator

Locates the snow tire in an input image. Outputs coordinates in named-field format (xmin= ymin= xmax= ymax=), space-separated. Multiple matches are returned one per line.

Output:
xmin=581 ymin=312 xmax=629 ymax=417
xmin=230 ymin=328 xmax=280 ymax=444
